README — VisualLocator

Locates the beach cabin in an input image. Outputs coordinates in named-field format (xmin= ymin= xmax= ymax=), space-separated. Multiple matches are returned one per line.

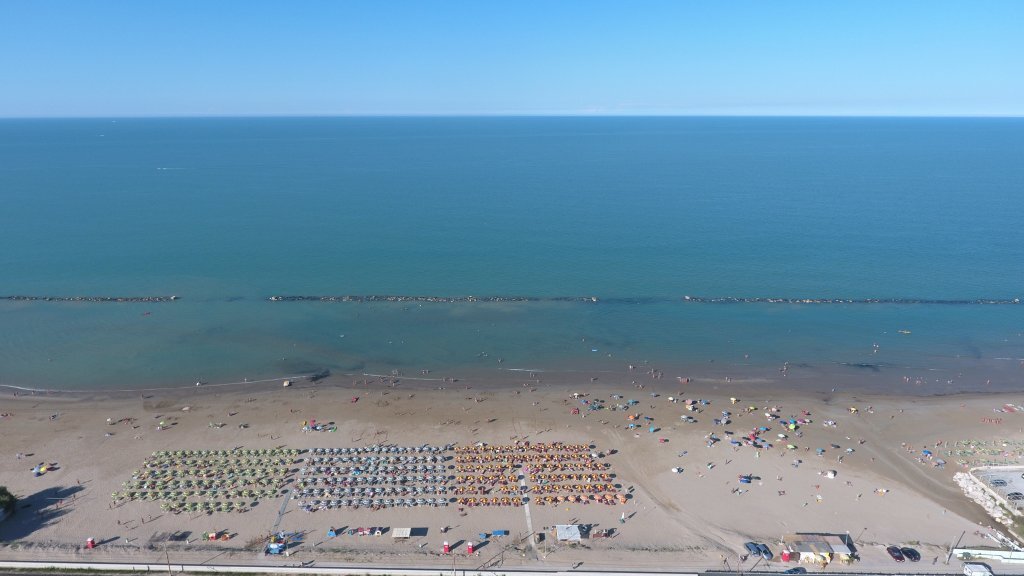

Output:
xmin=792 ymin=540 xmax=831 ymax=564
xmin=782 ymin=533 xmax=858 ymax=566
xmin=821 ymin=534 xmax=855 ymax=563
xmin=554 ymin=524 xmax=583 ymax=542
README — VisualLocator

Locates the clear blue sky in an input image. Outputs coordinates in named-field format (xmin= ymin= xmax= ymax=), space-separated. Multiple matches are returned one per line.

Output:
xmin=2 ymin=0 xmax=1022 ymax=117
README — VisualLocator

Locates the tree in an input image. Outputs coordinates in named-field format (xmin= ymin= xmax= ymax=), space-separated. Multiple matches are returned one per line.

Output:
xmin=0 ymin=486 xmax=15 ymax=517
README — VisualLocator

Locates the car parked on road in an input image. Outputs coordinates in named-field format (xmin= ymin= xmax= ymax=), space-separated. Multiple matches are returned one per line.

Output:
xmin=901 ymin=547 xmax=921 ymax=562
xmin=887 ymin=545 xmax=906 ymax=562
xmin=782 ymin=568 xmax=807 ymax=574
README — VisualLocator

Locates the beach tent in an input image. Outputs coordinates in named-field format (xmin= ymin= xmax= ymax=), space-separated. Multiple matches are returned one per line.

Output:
xmin=392 ymin=528 xmax=411 ymax=539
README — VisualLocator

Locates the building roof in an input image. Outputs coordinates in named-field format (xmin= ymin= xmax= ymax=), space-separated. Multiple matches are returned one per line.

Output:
xmin=822 ymin=534 xmax=853 ymax=555
xmin=782 ymin=533 xmax=856 ymax=557
xmin=555 ymin=524 xmax=582 ymax=541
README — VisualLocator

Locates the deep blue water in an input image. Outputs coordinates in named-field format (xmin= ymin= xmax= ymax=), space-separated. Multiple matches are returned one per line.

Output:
xmin=1 ymin=117 xmax=1022 ymax=390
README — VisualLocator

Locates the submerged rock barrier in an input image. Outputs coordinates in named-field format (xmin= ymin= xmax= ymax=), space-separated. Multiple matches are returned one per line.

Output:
xmin=0 ymin=295 xmax=179 ymax=302
xmin=267 ymin=295 xmax=1021 ymax=305
xmin=267 ymin=295 xmax=599 ymax=303
xmin=6 ymin=294 xmax=1018 ymax=305
xmin=680 ymin=296 xmax=1021 ymax=305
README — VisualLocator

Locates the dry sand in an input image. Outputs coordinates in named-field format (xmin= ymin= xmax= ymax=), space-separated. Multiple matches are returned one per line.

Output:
xmin=1 ymin=368 xmax=1022 ymax=572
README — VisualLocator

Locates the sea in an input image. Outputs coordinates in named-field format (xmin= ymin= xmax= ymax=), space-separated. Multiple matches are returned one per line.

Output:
xmin=1 ymin=117 xmax=1023 ymax=394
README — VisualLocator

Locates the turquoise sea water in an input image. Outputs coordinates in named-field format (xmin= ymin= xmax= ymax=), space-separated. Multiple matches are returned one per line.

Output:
xmin=1 ymin=117 xmax=1022 ymax=391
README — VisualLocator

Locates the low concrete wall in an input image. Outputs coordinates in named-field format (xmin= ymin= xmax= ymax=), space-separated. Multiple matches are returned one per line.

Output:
xmin=956 ymin=548 xmax=1024 ymax=564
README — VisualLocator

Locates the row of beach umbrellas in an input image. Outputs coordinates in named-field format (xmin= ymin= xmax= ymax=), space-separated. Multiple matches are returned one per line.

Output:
xmin=297 ymin=475 xmax=447 ymax=486
xmin=154 ymin=448 xmax=302 ymax=457
xmin=298 ymin=497 xmax=449 ymax=511
xmin=305 ymin=455 xmax=445 ymax=464
xmin=310 ymin=445 xmax=450 ymax=455
xmin=453 ymin=442 xmax=590 ymax=454
xmin=294 ymin=485 xmax=448 ymax=498
xmin=300 ymin=464 xmax=445 ymax=474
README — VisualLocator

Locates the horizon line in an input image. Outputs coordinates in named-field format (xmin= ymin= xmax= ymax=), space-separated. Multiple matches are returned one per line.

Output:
xmin=1 ymin=112 xmax=1023 ymax=120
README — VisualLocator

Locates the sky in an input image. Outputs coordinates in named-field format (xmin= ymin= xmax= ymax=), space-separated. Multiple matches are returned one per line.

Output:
xmin=1 ymin=0 xmax=1022 ymax=117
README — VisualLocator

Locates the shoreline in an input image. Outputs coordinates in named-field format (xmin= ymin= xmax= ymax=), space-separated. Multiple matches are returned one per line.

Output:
xmin=3 ymin=296 xmax=1022 ymax=396
xmin=3 ymin=351 xmax=1021 ymax=400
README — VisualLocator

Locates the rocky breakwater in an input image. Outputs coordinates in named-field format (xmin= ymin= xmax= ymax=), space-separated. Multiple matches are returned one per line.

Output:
xmin=0 ymin=295 xmax=179 ymax=302
xmin=267 ymin=295 xmax=601 ymax=303
xmin=265 ymin=294 xmax=1020 ymax=305
xmin=682 ymin=296 xmax=1022 ymax=305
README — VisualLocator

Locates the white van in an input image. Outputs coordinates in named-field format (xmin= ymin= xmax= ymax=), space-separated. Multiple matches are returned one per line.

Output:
xmin=963 ymin=562 xmax=993 ymax=576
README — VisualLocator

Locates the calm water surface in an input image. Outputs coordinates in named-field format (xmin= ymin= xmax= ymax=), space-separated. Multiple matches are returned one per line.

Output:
xmin=1 ymin=117 xmax=1022 ymax=391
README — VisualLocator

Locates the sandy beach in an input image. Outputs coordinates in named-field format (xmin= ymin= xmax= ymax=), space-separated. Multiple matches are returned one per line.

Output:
xmin=2 ymin=366 xmax=1022 ymax=572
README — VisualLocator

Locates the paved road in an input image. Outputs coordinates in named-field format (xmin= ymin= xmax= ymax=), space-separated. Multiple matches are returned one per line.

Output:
xmin=0 ymin=559 xmax=997 ymax=576
xmin=0 ymin=566 xmax=987 ymax=576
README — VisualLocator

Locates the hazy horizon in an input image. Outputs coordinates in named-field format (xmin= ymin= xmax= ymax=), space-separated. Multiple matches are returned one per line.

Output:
xmin=2 ymin=1 xmax=1021 ymax=118
xmin=4 ymin=113 xmax=1024 ymax=120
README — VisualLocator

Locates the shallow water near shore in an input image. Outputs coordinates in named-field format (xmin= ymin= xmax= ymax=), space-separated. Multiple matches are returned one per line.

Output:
xmin=1 ymin=299 xmax=1022 ymax=394
xmin=1 ymin=117 xmax=1023 ymax=392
